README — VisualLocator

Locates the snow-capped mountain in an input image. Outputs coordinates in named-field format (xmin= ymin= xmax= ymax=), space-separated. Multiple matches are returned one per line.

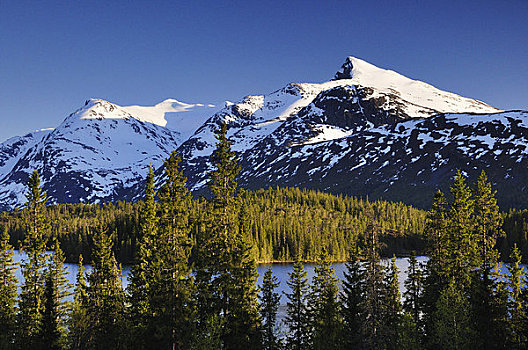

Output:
xmin=0 ymin=99 xmax=215 ymax=210
xmin=1 ymin=56 xmax=527 ymax=210
xmin=176 ymin=57 xmax=523 ymax=208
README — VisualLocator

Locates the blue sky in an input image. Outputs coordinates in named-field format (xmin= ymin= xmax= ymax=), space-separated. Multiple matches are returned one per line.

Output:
xmin=1 ymin=0 xmax=527 ymax=143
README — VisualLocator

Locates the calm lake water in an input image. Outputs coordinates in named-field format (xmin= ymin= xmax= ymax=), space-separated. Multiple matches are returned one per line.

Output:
xmin=12 ymin=251 xmax=521 ymax=308
xmin=11 ymin=251 xmax=429 ymax=302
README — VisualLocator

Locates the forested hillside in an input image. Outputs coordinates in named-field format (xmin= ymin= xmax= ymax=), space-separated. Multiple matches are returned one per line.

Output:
xmin=1 ymin=179 xmax=528 ymax=265
xmin=0 ymin=187 xmax=427 ymax=264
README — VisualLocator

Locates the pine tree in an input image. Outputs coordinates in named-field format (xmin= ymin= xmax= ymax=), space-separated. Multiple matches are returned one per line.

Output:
xmin=127 ymin=165 xmax=160 ymax=348
xmin=340 ymin=251 xmax=364 ymax=349
xmin=284 ymin=258 xmax=310 ymax=350
xmin=85 ymin=224 xmax=125 ymax=349
xmin=17 ymin=169 xmax=50 ymax=348
xmin=0 ymin=226 xmax=18 ymax=348
xmin=260 ymin=267 xmax=281 ymax=350
xmin=383 ymin=256 xmax=402 ymax=350
xmin=507 ymin=244 xmax=526 ymax=348
xmin=309 ymin=249 xmax=342 ymax=350
xmin=68 ymin=255 xmax=89 ymax=350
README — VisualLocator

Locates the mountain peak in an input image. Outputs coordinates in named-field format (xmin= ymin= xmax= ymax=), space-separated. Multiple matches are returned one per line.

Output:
xmin=332 ymin=56 xmax=500 ymax=115
xmin=71 ymin=99 xmax=131 ymax=122
xmin=333 ymin=56 xmax=357 ymax=80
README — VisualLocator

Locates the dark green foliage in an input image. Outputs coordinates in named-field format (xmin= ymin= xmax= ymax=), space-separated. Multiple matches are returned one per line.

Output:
xmin=127 ymin=165 xmax=158 ymax=348
xmin=361 ymin=217 xmax=386 ymax=350
xmin=402 ymin=252 xmax=423 ymax=335
xmin=68 ymin=255 xmax=89 ymax=350
xmin=501 ymin=209 xmax=528 ymax=263
xmin=383 ymin=256 xmax=402 ymax=350
xmin=260 ymin=267 xmax=281 ymax=350
xmin=507 ymin=245 xmax=527 ymax=348
xmin=0 ymin=226 xmax=17 ymax=348
xmin=284 ymin=258 xmax=310 ymax=350
xmin=308 ymin=249 xmax=342 ymax=350
xmin=45 ymin=238 xmax=71 ymax=348
xmin=2 ymin=159 xmax=528 ymax=349
xmin=398 ymin=312 xmax=421 ymax=350
xmin=17 ymin=169 xmax=49 ymax=349
xmin=430 ymin=279 xmax=473 ymax=350
xmin=1 ymin=187 xmax=427 ymax=265
xmin=154 ymin=151 xmax=195 ymax=349
xmin=39 ymin=274 xmax=61 ymax=350
xmin=474 ymin=170 xmax=503 ymax=267
xmin=340 ymin=252 xmax=363 ymax=349
xmin=521 ymin=281 xmax=528 ymax=349
xmin=194 ymin=123 xmax=261 ymax=349
xmin=447 ymin=170 xmax=477 ymax=290
xmin=223 ymin=198 xmax=262 ymax=350
xmin=85 ymin=224 xmax=125 ymax=349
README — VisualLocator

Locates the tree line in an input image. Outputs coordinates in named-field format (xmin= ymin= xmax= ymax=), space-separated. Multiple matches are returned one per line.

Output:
xmin=0 ymin=185 xmax=427 ymax=266
xmin=2 ymin=176 xmax=528 ymax=266
xmin=0 ymin=123 xmax=527 ymax=349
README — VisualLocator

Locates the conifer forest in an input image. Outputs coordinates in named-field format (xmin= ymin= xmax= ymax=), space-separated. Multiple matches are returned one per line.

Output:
xmin=1 ymin=123 xmax=528 ymax=349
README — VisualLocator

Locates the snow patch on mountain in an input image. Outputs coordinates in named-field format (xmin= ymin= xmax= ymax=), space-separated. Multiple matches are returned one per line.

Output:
xmin=123 ymin=99 xmax=216 ymax=140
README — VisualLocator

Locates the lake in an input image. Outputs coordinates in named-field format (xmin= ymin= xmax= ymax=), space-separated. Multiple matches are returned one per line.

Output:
xmin=12 ymin=250 xmax=521 ymax=325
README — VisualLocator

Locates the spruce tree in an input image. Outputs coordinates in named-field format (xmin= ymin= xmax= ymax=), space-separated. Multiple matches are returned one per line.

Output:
xmin=520 ymin=279 xmax=528 ymax=349
xmin=37 ymin=238 xmax=71 ymax=349
xmin=383 ymin=256 xmax=402 ymax=350
xmin=195 ymin=122 xmax=261 ymax=349
xmin=340 ymin=251 xmax=364 ymax=349
xmin=17 ymin=169 xmax=50 ymax=349
xmin=489 ymin=266 xmax=510 ymax=348
xmin=421 ymin=190 xmax=449 ymax=340
xmin=447 ymin=170 xmax=477 ymax=289
xmin=430 ymin=279 xmax=472 ymax=350
xmin=507 ymin=244 xmax=526 ymax=347
xmin=309 ymin=249 xmax=342 ymax=350
xmin=39 ymin=274 xmax=61 ymax=350
xmin=127 ymin=165 xmax=160 ymax=348
xmin=0 ymin=226 xmax=18 ymax=348
xmin=68 ymin=255 xmax=89 ymax=350
xmin=224 ymin=198 xmax=262 ymax=349
xmin=473 ymin=170 xmax=503 ymax=267
xmin=260 ymin=267 xmax=281 ymax=350
xmin=284 ymin=258 xmax=310 ymax=350
xmin=403 ymin=251 xmax=423 ymax=334
xmin=85 ymin=224 xmax=125 ymax=349
xmin=361 ymin=218 xmax=385 ymax=350
xmin=154 ymin=151 xmax=195 ymax=349
xmin=470 ymin=171 xmax=503 ymax=349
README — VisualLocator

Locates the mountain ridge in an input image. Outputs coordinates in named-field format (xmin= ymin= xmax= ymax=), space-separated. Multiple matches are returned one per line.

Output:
xmin=1 ymin=57 xmax=526 ymax=210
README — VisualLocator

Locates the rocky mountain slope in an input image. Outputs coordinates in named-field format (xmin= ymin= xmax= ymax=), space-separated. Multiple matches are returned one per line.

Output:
xmin=1 ymin=57 xmax=527 ymax=210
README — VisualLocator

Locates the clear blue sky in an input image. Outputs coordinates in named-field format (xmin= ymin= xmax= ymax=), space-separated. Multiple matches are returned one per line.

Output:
xmin=1 ymin=0 xmax=527 ymax=143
